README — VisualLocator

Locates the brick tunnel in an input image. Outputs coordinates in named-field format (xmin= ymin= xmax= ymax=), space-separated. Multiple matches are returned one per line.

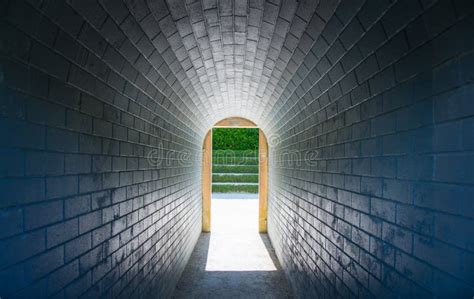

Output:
xmin=0 ymin=0 xmax=473 ymax=297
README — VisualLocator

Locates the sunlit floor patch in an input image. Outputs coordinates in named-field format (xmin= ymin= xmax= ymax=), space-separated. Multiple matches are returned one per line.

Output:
xmin=205 ymin=196 xmax=277 ymax=271
xmin=173 ymin=194 xmax=293 ymax=298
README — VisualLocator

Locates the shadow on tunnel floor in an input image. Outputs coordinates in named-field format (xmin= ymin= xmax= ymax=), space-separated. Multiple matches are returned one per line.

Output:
xmin=174 ymin=196 xmax=292 ymax=298
xmin=173 ymin=233 xmax=293 ymax=298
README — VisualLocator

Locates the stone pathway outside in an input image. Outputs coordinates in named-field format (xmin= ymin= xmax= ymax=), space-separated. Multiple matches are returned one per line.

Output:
xmin=173 ymin=194 xmax=293 ymax=298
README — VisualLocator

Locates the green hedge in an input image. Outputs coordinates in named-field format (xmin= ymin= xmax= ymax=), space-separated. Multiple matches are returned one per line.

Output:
xmin=212 ymin=128 xmax=259 ymax=151
xmin=211 ymin=128 xmax=259 ymax=194
xmin=213 ymin=174 xmax=258 ymax=183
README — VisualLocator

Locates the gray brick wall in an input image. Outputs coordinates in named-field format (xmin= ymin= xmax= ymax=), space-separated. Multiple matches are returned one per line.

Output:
xmin=0 ymin=0 xmax=204 ymax=297
xmin=263 ymin=0 xmax=474 ymax=297
xmin=1 ymin=0 xmax=473 ymax=298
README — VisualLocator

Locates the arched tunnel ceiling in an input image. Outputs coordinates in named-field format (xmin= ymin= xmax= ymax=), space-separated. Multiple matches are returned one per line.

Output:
xmin=130 ymin=0 xmax=339 ymax=133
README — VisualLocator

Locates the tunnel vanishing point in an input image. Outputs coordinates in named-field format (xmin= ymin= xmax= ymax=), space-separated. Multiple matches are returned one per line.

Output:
xmin=0 ymin=0 xmax=473 ymax=298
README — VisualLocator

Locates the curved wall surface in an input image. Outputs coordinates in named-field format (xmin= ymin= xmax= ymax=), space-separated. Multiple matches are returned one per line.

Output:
xmin=0 ymin=0 xmax=473 ymax=298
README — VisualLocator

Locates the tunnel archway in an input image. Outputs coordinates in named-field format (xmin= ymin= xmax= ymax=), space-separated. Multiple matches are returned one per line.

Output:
xmin=202 ymin=117 xmax=268 ymax=233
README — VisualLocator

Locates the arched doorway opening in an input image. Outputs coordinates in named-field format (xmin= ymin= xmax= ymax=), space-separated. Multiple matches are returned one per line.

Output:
xmin=202 ymin=117 xmax=268 ymax=233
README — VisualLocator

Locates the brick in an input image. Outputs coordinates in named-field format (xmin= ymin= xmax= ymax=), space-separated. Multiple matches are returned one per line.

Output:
xmin=81 ymin=94 xmax=104 ymax=118
xmin=0 ymin=207 xmax=23 ymax=239
xmin=376 ymin=32 xmax=409 ymax=69
xmin=371 ymin=156 xmax=397 ymax=178
xmin=65 ymin=154 xmax=92 ymax=175
xmin=0 ymin=148 xmax=24 ymax=177
xmin=46 ymin=176 xmax=78 ymax=199
xmin=79 ymin=174 xmax=103 ymax=193
xmin=47 ymin=128 xmax=79 ymax=152
xmin=93 ymin=119 xmax=113 ymax=137
xmin=92 ymin=223 xmax=111 ymax=246
xmin=352 ymin=158 xmax=371 ymax=176
xmin=24 ymin=246 xmax=64 ymax=280
xmin=91 ymin=190 xmax=112 ymax=210
xmin=433 ymin=59 xmax=461 ymax=95
xmin=79 ymin=245 xmax=104 ymax=274
xmin=371 ymin=197 xmax=396 ymax=222
xmin=49 ymin=78 xmax=81 ymax=109
xmin=101 ymin=203 xmax=119 ymax=224
xmin=30 ymin=42 xmax=70 ymax=80
xmin=434 ymin=153 xmax=474 ymax=184
xmin=356 ymin=55 xmax=379 ymax=83
xmin=396 ymin=205 xmax=435 ymax=236
xmin=462 ymin=117 xmax=474 ymax=150
xmin=54 ymin=30 xmax=81 ymax=62
xmin=413 ymin=182 xmax=463 ymax=216
xmin=413 ymin=236 xmax=462 ymax=280
xmin=24 ymin=200 xmax=63 ymax=230
xmin=25 ymin=151 xmax=64 ymax=176
xmin=382 ymin=0 xmax=422 ymax=37
xmin=67 ymin=110 xmax=93 ymax=134
xmin=351 ymin=193 xmax=369 ymax=213
xmin=339 ymin=18 xmax=364 ymax=49
xmin=92 ymin=155 xmax=112 ymax=173
xmin=382 ymin=222 xmax=412 ymax=252
xmin=79 ymin=134 xmax=102 ymax=154
xmin=0 ymin=178 xmax=46 ymax=208
xmin=358 ymin=23 xmax=386 ymax=58
xmin=360 ymin=177 xmax=382 ymax=197
xmin=370 ymin=237 xmax=395 ymax=266
xmin=432 ymin=269 xmax=474 ymax=297
xmin=0 ymin=230 xmax=45 ymax=268
xmin=433 ymin=121 xmax=462 ymax=152
xmin=0 ymin=263 xmax=25 ymax=296
xmin=65 ymin=233 xmax=92 ymax=261
xmin=435 ymin=213 xmax=474 ymax=251
xmin=0 ymin=22 xmax=31 ymax=63
xmin=79 ymin=23 xmax=107 ymax=57
xmin=1 ymin=58 xmax=29 ymax=94
xmin=434 ymin=84 xmax=474 ymax=122
xmin=382 ymin=179 xmax=411 ymax=204
xmin=79 ymin=210 xmax=102 ymax=234
xmin=370 ymin=112 xmax=396 ymax=137
xmin=0 ymin=119 xmax=45 ymax=150
xmin=26 ymin=97 xmax=66 ymax=128
xmin=360 ymin=214 xmax=382 ymax=237
xmin=369 ymin=66 xmax=395 ymax=96
xmin=64 ymin=271 xmax=91 ymax=298
xmin=47 ymin=219 xmax=79 ymax=248
xmin=92 ymin=257 xmax=111 ymax=284
xmin=357 ymin=0 xmax=391 ymax=29
xmin=65 ymin=194 xmax=91 ymax=218
xmin=423 ymin=0 xmax=457 ymax=37
xmin=47 ymin=260 xmax=80 ymax=295
xmin=111 ymin=187 xmax=127 ymax=203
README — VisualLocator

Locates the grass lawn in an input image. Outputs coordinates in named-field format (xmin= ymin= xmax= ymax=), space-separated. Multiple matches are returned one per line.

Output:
xmin=213 ymin=174 xmax=258 ymax=183
xmin=212 ymin=184 xmax=259 ymax=193
xmin=212 ymin=157 xmax=258 ymax=165
xmin=213 ymin=165 xmax=258 ymax=173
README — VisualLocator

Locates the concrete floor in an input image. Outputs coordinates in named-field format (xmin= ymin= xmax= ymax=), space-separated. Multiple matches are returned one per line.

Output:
xmin=173 ymin=194 xmax=293 ymax=298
